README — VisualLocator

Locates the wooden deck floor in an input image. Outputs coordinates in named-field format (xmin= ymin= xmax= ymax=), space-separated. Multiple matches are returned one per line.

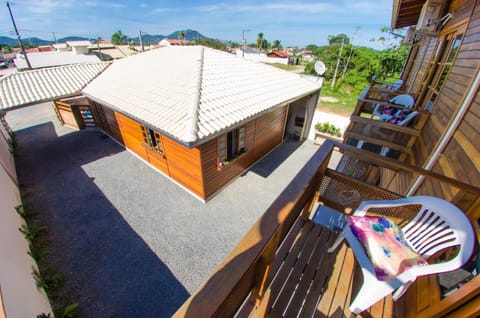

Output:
xmin=241 ymin=217 xmax=394 ymax=317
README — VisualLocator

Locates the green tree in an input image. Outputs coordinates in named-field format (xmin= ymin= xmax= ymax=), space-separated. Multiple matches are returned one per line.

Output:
xmin=305 ymin=44 xmax=318 ymax=51
xmin=328 ymin=34 xmax=350 ymax=46
xmin=111 ymin=30 xmax=128 ymax=45
xmin=178 ymin=30 xmax=186 ymax=41
xmin=256 ymin=32 xmax=264 ymax=51
xmin=272 ymin=40 xmax=282 ymax=49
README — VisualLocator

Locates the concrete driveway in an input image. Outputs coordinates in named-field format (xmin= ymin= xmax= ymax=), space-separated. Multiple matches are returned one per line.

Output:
xmin=7 ymin=102 xmax=320 ymax=317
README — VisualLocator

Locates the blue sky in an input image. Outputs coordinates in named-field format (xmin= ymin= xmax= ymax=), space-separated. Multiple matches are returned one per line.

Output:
xmin=1 ymin=0 xmax=399 ymax=49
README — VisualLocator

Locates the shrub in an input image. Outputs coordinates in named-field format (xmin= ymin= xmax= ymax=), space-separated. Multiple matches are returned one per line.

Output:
xmin=314 ymin=122 xmax=342 ymax=137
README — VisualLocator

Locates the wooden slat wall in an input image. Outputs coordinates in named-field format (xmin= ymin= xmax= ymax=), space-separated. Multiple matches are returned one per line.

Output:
xmin=393 ymin=2 xmax=480 ymax=315
xmin=115 ymin=112 xmax=170 ymax=176
xmin=200 ymin=121 xmax=256 ymax=199
xmin=398 ymin=0 xmax=480 ymax=197
xmin=115 ymin=112 xmax=149 ymax=161
xmin=417 ymin=1 xmax=480 ymax=198
xmin=254 ymin=107 xmax=287 ymax=159
xmin=101 ymin=106 xmax=123 ymax=144
xmin=162 ymin=135 xmax=204 ymax=198
xmin=201 ymin=106 xmax=287 ymax=199
xmin=53 ymin=101 xmax=79 ymax=129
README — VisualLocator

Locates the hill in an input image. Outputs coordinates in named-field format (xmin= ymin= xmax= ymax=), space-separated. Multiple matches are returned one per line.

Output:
xmin=165 ymin=29 xmax=209 ymax=41
xmin=0 ymin=30 xmax=212 ymax=46
xmin=0 ymin=36 xmax=17 ymax=46
xmin=57 ymin=36 xmax=91 ymax=42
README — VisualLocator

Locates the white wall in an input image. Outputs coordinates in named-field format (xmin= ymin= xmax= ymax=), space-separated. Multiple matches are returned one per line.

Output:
xmin=235 ymin=51 xmax=289 ymax=65
xmin=0 ymin=124 xmax=51 ymax=317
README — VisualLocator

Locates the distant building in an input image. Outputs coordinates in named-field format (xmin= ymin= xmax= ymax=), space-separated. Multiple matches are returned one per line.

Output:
xmin=14 ymin=50 xmax=100 ymax=70
xmin=158 ymin=38 xmax=188 ymax=46
xmin=236 ymin=47 xmax=289 ymax=65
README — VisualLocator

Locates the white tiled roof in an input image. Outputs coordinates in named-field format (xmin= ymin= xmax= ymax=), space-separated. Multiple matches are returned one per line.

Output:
xmin=0 ymin=62 xmax=110 ymax=110
xmin=83 ymin=46 xmax=321 ymax=146
xmin=14 ymin=51 xmax=101 ymax=70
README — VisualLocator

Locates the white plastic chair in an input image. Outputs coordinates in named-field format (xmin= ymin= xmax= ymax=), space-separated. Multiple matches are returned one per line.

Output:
xmin=371 ymin=93 xmax=415 ymax=120
xmin=378 ymin=110 xmax=420 ymax=156
xmin=328 ymin=196 xmax=475 ymax=314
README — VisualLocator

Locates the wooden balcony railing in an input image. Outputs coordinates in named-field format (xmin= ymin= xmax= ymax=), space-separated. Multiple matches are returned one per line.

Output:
xmin=344 ymin=85 xmax=429 ymax=163
xmin=173 ymin=141 xmax=480 ymax=318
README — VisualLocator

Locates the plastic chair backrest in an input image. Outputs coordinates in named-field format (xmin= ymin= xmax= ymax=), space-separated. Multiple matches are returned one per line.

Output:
xmin=390 ymin=94 xmax=415 ymax=108
xmin=397 ymin=111 xmax=419 ymax=126
xmin=400 ymin=196 xmax=475 ymax=268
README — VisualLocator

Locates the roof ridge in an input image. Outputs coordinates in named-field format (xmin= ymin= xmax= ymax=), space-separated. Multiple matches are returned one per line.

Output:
xmin=183 ymin=46 xmax=204 ymax=143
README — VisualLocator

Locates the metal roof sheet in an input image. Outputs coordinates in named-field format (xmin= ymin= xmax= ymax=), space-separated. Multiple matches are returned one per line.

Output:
xmin=0 ymin=62 xmax=110 ymax=111
xmin=83 ymin=46 xmax=321 ymax=146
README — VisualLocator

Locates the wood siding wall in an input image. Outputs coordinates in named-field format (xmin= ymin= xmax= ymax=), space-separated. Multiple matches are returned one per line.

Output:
xmin=162 ymin=136 xmax=204 ymax=198
xmin=390 ymin=0 xmax=480 ymax=204
xmin=90 ymin=103 xmax=288 ymax=200
xmin=201 ymin=106 xmax=288 ymax=199
xmin=89 ymin=101 xmax=123 ymax=144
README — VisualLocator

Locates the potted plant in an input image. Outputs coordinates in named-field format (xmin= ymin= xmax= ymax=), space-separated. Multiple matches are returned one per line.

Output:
xmin=314 ymin=121 xmax=343 ymax=142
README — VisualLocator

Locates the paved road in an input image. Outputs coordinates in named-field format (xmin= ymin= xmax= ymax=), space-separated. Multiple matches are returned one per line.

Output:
xmin=7 ymin=102 xmax=321 ymax=317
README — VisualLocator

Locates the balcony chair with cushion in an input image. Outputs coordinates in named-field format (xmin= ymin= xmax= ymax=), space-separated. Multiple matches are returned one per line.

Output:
xmin=327 ymin=195 xmax=475 ymax=314
xmin=371 ymin=93 xmax=415 ymax=120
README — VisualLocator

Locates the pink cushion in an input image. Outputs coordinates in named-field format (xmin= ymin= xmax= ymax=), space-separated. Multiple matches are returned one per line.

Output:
xmin=347 ymin=216 xmax=428 ymax=281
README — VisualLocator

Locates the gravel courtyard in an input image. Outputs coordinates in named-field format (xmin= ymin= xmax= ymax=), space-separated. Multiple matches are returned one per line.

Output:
xmin=7 ymin=102 xmax=320 ymax=317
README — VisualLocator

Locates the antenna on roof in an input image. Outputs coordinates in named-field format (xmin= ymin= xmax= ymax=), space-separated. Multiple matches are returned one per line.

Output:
xmin=314 ymin=61 xmax=326 ymax=76
xmin=314 ymin=60 xmax=326 ymax=85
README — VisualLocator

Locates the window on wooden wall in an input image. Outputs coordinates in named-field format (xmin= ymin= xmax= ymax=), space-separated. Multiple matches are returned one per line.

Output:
xmin=218 ymin=126 xmax=245 ymax=163
xmin=417 ymin=29 xmax=464 ymax=112
xmin=140 ymin=125 xmax=164 ymax=154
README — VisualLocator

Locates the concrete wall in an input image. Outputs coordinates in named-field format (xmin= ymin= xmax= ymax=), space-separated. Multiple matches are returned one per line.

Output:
xmin=235 ymin=50 xmax=289 ymax=65
xmin=0 ymin=123 xmax=51 ymax=317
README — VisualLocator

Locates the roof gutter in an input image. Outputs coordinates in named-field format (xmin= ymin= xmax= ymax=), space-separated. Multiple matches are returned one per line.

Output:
xmin=406 ymin=65 xmax=480 ymax=196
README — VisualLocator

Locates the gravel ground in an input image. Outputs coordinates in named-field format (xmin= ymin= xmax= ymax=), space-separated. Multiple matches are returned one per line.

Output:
xmin=7 ymin=102 xmax=320 ymax=317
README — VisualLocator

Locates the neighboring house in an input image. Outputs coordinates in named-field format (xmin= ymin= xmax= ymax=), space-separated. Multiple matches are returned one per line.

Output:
xmin=52 ymin=43 xmax=69 ymax=51
xmin=79 ymin=46 xmax=321 ymax=200
xmin=236 ymin=47 xmax=289 ymax=65
xmin=66 ymin=40 xmax=92 ymax=54
xmin=159 ymin=38 xmax=188 ymax=46
xmin=88 ymin=43 xmax=140 ymax=60
xmin=0 ymin=46 xmax=321 ymax=200
xmin=267 ymin=50 xmax=289 ymax=58
xmin=14 ymin=50 xmax=101 ymax=70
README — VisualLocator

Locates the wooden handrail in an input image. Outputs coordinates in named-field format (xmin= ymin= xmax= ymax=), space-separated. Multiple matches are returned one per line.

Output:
xmin=173 ymin=141 xmax=336 ymax=317
xmin=350 ymin=115 xmax=421 ymax=136
xmin=344 ymin=131 xmax=413 ymax=154
xmin=336 ymin=142 xmax=480 ymax=196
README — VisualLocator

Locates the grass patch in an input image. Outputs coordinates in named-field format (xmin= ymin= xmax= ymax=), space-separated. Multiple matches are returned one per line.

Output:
xmin=267 ymin=63 xmax=298 ymax=71
xmin=317 ymin=80 xmax=363 ymax=116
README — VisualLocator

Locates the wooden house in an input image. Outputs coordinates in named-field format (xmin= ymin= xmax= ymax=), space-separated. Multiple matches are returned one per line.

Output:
xmin=61 ymin=46 xmax=320 ymax=200
xmin=174 ymin=0 xmax=480 ymax=316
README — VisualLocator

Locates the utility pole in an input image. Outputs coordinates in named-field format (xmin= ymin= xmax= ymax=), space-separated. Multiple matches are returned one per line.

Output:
xmin=7 ymin=1 xmax=32 ymax=69
xmin=331 ymin=36 xmax=345 ymax=89
xmin=242 ymin=29 xmax=250 ymax=58
xmin=138 ymin=30 xmax=144 ymax=52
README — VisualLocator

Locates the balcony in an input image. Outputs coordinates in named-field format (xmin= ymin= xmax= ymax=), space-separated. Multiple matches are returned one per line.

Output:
xmin=343 ymin=84 xmax=430 ymax=163
xmin=173 ymin=141 xmax=480 ymax=317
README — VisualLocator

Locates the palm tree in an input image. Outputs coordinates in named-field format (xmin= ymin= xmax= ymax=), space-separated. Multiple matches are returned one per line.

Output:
xmin=178 ymin=30 xmax=186 ymax=41
xmin=272 ymin=40 xmax=282 ymax=50
xmin=256 ymin=32 xmax=264 ymax=51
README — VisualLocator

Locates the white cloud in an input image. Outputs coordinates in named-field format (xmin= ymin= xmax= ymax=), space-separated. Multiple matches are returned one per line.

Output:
xmin=25 ymin=0 xmax=73 ymax=14
xmin=84 ymin=2 xmax=126 ymax=8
